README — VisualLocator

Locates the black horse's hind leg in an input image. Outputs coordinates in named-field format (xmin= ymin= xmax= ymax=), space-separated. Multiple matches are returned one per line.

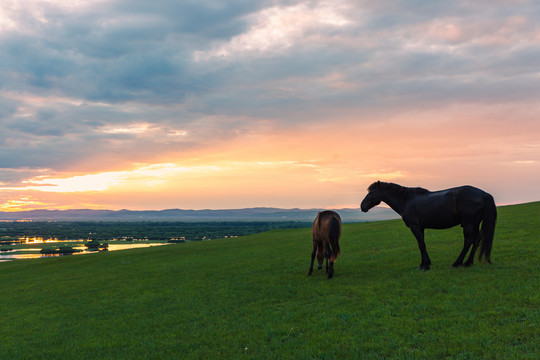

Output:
xmin=452 ymin=226 xmax=473 ymax=267
xmin=410 ymin=226 xmax=431 ymax=271
xmin=452 ymin=225 xmax=476 ymax=267
xmin=464 ymin=225 xmax=480 ymax=266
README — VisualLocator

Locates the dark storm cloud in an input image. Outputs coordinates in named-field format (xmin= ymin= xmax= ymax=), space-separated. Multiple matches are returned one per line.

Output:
xmin=111 ymin=0 xmax=264 ymax=39
xmin=0 ymin=0 xmax=267 ymax=102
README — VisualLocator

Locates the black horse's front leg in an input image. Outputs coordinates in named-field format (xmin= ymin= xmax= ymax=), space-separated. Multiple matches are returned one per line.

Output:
xmin=410 ymin=226 xmax=431 ymax=271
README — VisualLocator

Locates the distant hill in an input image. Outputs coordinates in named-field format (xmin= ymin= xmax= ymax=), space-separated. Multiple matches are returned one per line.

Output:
xmin=0 ymin=207 xmax=398 ymax=222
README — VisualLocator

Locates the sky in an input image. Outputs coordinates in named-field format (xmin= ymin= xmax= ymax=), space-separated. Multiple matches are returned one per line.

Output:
xmin=0 ymin=0 xmax=539 ymax=211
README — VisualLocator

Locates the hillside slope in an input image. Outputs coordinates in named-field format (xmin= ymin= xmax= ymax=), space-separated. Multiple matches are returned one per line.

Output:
xmin=0 ymin=202 xmax=538 ymax=359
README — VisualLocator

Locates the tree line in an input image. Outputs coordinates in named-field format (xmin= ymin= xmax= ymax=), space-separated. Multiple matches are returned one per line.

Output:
xmin=0 ymin=221 xmax=310 ymax=242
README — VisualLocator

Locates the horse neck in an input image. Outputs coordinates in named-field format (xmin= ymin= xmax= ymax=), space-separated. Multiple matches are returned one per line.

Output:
xmin=380 ymin=188 xmax=408 ymax=215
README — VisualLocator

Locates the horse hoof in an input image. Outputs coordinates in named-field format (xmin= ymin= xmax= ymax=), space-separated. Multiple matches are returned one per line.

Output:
xmin=326 ymin=272 xmax=334 ymax=279
xmin=452 ymin=263 xmax=462 ymax=268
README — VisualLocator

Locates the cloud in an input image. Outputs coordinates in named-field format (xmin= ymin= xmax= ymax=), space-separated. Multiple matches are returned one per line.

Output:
xmin=194 ymin=1 xmax=351 ymax=60
xmin=3 ymin=0 xmax=539 ymax=118
xmin=1 ymin=1 xmax=245 ymax=103
xmin=0 ymin=0 xmax=539 ymax=208
xmin=1 ymin=162 xmax=225 ymax=193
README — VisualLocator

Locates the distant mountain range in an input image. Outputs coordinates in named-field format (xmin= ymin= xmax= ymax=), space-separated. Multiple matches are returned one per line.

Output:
xmin=0 ymin=207 xmax=399 ymax=222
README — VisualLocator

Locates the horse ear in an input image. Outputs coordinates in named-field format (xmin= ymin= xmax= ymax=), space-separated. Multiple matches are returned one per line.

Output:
xmin=368 ymin=180 xmax=381 ymax=192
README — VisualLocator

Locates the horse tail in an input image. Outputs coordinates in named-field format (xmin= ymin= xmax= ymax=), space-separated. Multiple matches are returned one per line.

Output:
xmin=478 ymin=193 xmax=497 ymax=264
xmin=312 ymin=213 xmax=321 ymax=242
xmin=312 ymin=213 xmax=324 ymax=265
xmin=328 ymin=213 xmax=342 ymax=262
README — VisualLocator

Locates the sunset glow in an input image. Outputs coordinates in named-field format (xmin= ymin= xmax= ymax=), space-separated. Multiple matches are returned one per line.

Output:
xmin=1 ymin=1 xmax=539 ymax=211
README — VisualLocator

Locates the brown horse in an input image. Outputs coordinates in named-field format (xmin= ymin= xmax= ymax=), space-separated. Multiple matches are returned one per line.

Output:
xmin=308 ymin=210 xmax=342 ymax=279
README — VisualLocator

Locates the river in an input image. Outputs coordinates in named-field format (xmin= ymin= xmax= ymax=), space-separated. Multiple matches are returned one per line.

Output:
xmin=0 ymin=242 xmax=170 ymax=262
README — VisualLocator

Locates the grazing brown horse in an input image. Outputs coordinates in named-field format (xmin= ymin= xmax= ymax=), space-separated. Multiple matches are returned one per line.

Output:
xmin=308 ymin=210 xmax=342 ymax=279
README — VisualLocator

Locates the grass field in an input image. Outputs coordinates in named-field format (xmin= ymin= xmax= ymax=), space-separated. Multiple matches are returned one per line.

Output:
xmin=0 ymin=202 xmax=538 ymax=359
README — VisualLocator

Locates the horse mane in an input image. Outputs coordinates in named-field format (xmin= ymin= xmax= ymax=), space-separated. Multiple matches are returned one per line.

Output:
xmin=412 ymin=186 xmax=430 ymax=194
xmin=368 ymin=181 xmax=429 ymax=195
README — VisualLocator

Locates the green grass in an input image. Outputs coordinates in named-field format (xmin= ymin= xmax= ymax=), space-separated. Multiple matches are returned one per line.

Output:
xmin=0 ymin=202 xmax=538 ymax=359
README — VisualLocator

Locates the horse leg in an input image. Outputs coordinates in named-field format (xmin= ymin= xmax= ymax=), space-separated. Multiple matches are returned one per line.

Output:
xmin=308 ymin=241 xmax=317 ymax=275
xmin=327 ymin=260 xmax=334 ymax=280
xmin=452 ymin=225 xmax=475 ymax=267
xmin=316 ymin=241 xmax=324 ymax=270
xmin=464 ymin=225 xmax=480 ymax=266
xmin=324 ymin=242 xmax=331 ymax=274
xmin=410 ymin=226 xmax=431 ymax=271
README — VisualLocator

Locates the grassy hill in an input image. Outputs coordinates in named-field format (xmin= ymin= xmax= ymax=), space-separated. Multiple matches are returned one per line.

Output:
xmin=0 ymin=202 xmax=538 ymax=359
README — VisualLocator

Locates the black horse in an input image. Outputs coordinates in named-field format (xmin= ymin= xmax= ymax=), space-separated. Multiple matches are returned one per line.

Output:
xmin=361 ymin=181 xmax=497 ymax=270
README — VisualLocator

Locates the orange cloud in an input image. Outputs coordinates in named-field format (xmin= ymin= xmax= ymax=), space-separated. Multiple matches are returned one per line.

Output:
xmin=1 ymin=102 xmax=539 ymax=210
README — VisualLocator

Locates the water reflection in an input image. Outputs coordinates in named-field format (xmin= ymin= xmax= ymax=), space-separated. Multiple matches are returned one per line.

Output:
xmin=0 ymin=243 xmax=169 ymax=261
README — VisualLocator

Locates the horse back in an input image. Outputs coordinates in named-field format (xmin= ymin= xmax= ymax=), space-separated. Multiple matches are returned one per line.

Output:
xmin=313 ymin=210 xmax=342 ymax=261
xmin=313 ymin=210 xmax=341 ymax=238
xmin=404 ymin=185 xmax=488 ymax=229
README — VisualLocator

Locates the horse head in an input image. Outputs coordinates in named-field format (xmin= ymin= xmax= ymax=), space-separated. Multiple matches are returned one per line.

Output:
xmin=361 ymin=181 xmax=382 ymax=212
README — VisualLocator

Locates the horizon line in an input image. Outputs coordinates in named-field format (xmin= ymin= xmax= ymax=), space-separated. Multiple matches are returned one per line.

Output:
xmin=0 ymin=200 xmax=536 ymax=213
